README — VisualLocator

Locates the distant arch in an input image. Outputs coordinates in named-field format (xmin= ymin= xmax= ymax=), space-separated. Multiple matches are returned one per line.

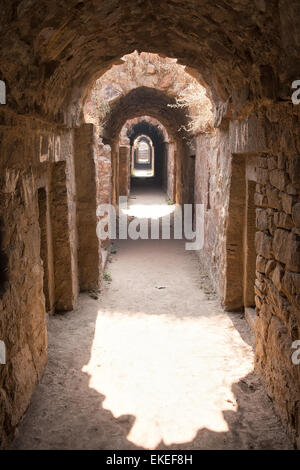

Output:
xmin=132 ymin=135 xmax=154 ymax=177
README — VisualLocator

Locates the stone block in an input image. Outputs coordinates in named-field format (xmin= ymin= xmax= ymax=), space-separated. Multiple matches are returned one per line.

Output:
xmin=274 ymin=211 xmax=294 ymax=230
xmin=286 ymin=183 xmax=298 ymax=195
xmin=292 ymin=203 xmax=300 ymax=227
xmin=268 ymin=213 xmax=276 ymax=236
xmin=280 ymin=192 xmax=293 ymax=214
xmin=256 ymin=208 xmax=268 ymax=230
xmin=255 ymin=294 xmax=262 ymax=309
xmin=254 ymin=192 xmax=268 ymax=207
xmin=282 ymin=271 xmax=300 ymax=296
xmin=256 ymin=156 xmax=268 ymax=168
xmin=267 ymin=156 xmax=277 ymax=170
xmin=256 ymin=167 xmax=269 ymax=184
xmin=265 ymin=259 xmax=276 ymax=277
xmin=269 ymin=169 xmax=288 ymax=192
xmin=266 ymin=187 xmax=282 ymax=210
xmin=273 ymin=229 xmax=300 ymax=272
xmin=255 ymin=278 xmax=266 ymax=294
xmin=277 ymin=152 xmax=286 ymax=170
xmin=287 ymin=154 xmax=300 ymax=188
xmin=271 ymin=263 xmax=284 ymax=291
xmin=255 ymin=231 xmax=273 ymax=259
xmin=265 ymin=279 xmax=290 ymax=322
xmin=256 ymin=255 xmax=267 ymax=273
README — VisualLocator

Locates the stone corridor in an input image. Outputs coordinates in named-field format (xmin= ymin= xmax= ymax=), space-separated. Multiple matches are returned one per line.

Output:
xmin=13 ymin=231 xmax=292 ymax=449
xmin=0 ymin=0 xmax=300 ymax=450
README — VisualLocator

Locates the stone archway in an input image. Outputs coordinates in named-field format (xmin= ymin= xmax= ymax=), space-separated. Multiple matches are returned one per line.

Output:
xmin=0 ymin=1 xmax=299 ymax=449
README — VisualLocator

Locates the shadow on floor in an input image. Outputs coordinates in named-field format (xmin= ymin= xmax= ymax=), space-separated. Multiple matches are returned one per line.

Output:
xmin=12 ymin=289 xmax=292 ymax=450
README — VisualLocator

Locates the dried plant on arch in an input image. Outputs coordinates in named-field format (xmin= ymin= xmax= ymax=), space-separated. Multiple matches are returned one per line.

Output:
xmin=168 ymin=82 xmax=213 ymax=135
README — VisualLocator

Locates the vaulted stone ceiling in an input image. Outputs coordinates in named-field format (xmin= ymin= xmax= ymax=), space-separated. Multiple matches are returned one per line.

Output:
xmin=102 ymin=87 xmax=189 ymax=142
xmin=82 ymin=51 xmax=212 ymax=132
xmin=0 ymin=0 xmax=299 ymax=121
xmin=126 ymin=120 xmax=167 ymax=147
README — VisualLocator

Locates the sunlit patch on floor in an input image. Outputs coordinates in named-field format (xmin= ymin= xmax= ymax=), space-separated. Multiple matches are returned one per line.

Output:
xmin=122 ymin=204 xmax=175 ymax=220
xmin=83 ymin=309 xmax=253 ymax=448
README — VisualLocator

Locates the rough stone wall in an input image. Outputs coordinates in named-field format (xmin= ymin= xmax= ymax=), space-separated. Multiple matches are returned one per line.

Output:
xmin=224 ymin=154 xmax=247 ymax=311
xmin=222 ymin=154 xmax=257 ymax=311
xmin=175 ymin=140 xmax=187 ymax=205
xmin=0 ymin=109 xmax=51 ymax=448
xmin=118 ymin=145 xmax=130 ymax=197
xmin=0 ymin=167 xmax=48 ymax=449
xmin=163 ymin=141 xmax=176 ymax=202
xmin=0 ymin=108 xmax=80 ymax=447
xmin=243 ymin=177 xmax=257 ymax=308
xmin=162 ymin=142 xmax=168 ymax=195
xmin=0 ymin=0 xmax=299 ymax=449
xmin=195 ymin=105 xmax=300 ymax=446
xmin=50 ymin=129 xmax=79 ymax=311
xmin=95 ymin=142 xmax=112 ymax=254
xmin=74 ymin=124 xmax=102 ymax=292
xmin=253 ymin=104 xmax=300 ymax=448
xmin=51 ymin=160 xmax=78 ymax=309
xmin=195 ymin=113 xmax=268 ymax=307
xmin=110 ymin=141 xmax=120 ymax=208
xmin=194 ymin=128 xmax=231 ymax=301
xmin=95 ymin=143 xmax=112 ymax=207
xmin=182 ymin=144 xmax=196 ymax=206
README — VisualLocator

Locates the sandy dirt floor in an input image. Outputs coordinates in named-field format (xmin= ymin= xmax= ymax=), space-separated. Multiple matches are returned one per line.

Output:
xmin=12 ymin=188 xmax=292 ymax=449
